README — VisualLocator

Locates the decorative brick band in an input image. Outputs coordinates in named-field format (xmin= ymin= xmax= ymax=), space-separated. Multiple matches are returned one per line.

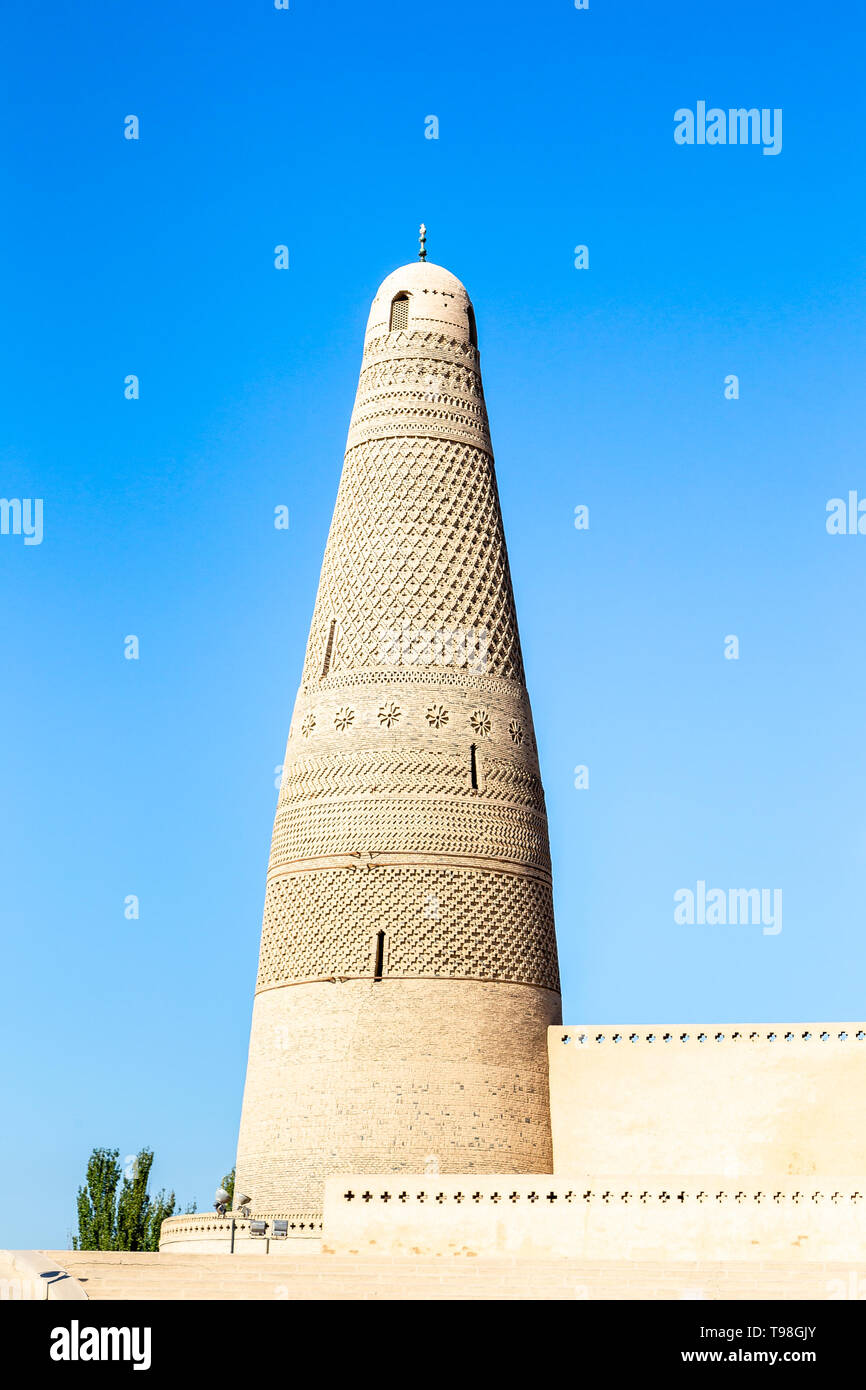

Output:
xmin=267 ymin=852 xmax=551 ymax=883
xmin=256 ymin=863 xmax=560 ymax=991
xmin=346 ymin=416 xmax=492 ymax=453
xmin=302 ymin=669 xmax=527 ymax=698
xmin=256 ymin=972 xmax=563 ymax=994
xmin=361 ymin=329 xmax=480 ymax=367
xmin=270 ymin=808 xmax=552 ymax=867
xmin=277 ymin=750 xmax=546 ymax=812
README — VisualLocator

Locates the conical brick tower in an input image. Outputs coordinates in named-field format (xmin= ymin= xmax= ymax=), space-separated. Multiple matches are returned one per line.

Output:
xmin=234 ymin=248 xmax=561 ymax=1218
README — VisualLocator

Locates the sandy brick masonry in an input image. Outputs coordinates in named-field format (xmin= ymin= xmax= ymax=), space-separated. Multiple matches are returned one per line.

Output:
xmin=231 ymin=258 xmax=562 ymax=1219
xmin=234 ymin=979 xmax=556 ymax=1214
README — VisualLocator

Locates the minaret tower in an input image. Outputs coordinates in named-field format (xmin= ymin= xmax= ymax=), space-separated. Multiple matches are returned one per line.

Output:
xmin=234 ymin=236 xmax=561 ymax=1216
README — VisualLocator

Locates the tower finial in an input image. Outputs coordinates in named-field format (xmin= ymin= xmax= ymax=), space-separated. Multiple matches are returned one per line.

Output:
xmin=418 ymin=223 xmax=427 ymax=261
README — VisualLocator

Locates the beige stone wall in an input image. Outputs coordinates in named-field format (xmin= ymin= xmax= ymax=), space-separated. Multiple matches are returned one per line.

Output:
xmin=235 ymin=979 xmax=559 ymax=1213
xmin=549 ymin=1023 xmax=866 ymax=1177
xmin=323 ymin=1174 xmax=866 ymax=1262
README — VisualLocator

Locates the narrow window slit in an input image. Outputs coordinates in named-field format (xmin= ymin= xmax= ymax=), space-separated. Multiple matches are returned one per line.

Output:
xmin=373 ymin=931 xmax=385 ymax=981
xmin=470 ymin=743 xmax=478 ymax=792
xmin=321 ymin=619 xmax=336 ymax=678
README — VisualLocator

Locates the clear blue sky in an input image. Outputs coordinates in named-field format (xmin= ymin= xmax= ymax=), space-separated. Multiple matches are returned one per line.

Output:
xmin=2 ymin=0 xmax=865 ymax=1247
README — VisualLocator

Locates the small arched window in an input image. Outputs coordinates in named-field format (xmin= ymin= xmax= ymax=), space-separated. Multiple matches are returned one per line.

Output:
xmin=467 ymin=304 xmax=478 ymax=348
xmin=389 ymin=293 xmax=409 ymax=331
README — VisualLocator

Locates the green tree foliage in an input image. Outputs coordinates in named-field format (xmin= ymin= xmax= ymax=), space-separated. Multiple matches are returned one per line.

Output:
xmin=73 ymin=1147 xmax=196 ymax=1252
xmin=220 ymin=1166 xmax=235 ymax=1208
xmin=73 ymin=1148 xmax=121 ymax=1252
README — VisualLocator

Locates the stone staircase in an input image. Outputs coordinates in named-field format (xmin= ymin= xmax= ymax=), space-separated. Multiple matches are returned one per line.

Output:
xmin=33 ymin=1251 xmax=860 ymax=1300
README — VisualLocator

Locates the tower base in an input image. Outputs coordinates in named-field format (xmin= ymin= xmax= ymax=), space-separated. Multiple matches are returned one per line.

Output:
xmin=234 ymin=976 xmax=560 ymax=1214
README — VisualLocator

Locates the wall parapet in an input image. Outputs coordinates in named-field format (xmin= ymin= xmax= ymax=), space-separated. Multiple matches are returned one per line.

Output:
xmin=556 ymin=1024 xmax=865 ymax=1049
xmin=323 ymin=1174 xmax=866 ymax=1261
xmin=332 ymin=1181 xmax=864 ymax=1210
xmin=160 ymin=1211 xmax=322 ymax=1256
xmin=549 ymin=1022 xmax=866 ymax=1180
